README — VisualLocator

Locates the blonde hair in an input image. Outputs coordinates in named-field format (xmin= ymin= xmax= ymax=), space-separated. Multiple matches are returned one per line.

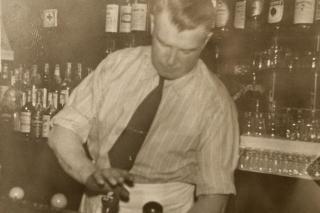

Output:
xmin=150 ymin=0 xmax=215 ymax=32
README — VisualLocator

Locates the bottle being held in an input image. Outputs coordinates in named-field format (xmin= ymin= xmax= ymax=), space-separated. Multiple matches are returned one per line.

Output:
xmin=101 ymin=192 xmax=119 ymax=213
xmin=143 ymin=201 xmax=163 ymax=213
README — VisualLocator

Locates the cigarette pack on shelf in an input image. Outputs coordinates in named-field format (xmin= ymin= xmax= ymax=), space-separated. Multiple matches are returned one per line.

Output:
xmin=238 ymin=135 xmax=320 ymax=180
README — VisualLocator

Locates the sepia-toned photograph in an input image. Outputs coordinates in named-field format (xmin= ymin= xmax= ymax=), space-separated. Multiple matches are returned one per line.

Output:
xmin=0 ymin=0 xmax=320 ymax=212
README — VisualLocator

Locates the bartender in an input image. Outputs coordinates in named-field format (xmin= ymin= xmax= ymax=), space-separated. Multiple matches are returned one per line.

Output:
xmin=48 ymin=0 xmax=239 ymax=212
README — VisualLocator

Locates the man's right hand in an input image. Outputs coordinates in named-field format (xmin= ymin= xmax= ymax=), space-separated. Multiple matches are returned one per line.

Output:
xmin=84 ymin=168 xmax=134 ymax=199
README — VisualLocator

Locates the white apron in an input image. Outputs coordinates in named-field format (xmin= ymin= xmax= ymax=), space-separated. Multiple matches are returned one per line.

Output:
xmin=79 ymin=182 xmax=195 ymax=213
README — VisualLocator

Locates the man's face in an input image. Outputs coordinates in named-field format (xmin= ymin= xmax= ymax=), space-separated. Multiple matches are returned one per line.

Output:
xmin=150 ymin=11 xmax=212 ymax=80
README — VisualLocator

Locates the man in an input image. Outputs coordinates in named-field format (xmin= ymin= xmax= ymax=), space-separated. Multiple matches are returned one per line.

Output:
xmin=48 ymin=0 xmax=239 ymax=212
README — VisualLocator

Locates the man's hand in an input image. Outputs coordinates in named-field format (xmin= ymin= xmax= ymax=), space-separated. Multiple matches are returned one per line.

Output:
xmin=85 ymin=168 xmax=134 ymax=200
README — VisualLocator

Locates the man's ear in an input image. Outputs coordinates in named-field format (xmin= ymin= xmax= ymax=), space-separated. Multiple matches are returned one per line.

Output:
xmin=150 ymin=14 xmax=155 ymax=35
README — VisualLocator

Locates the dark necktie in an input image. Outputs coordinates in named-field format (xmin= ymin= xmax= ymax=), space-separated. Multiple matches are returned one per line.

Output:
xmin=108 ymin=77 xmax=164 ymax=170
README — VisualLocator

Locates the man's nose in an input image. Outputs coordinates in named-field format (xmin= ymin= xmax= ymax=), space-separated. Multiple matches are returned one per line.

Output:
xmin=167 ymin=48 xmax=178 ymax=66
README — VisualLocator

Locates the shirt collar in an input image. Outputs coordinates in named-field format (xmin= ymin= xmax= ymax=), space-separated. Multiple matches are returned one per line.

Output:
xmin=140 ymin=46 xmax=200 ymax=96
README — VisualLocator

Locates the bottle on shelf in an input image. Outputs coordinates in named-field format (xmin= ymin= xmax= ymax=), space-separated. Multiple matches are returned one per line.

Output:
xmin=60 ymin=62 xmax=72 ymax=108
xmin=214 ymin=0 xmax=234 ymax=38
xmin=42 ymin=92 xmax=57 ymax=139
xmin=20 ymin=90 xmax=33 ymax=138
xmin=267 ymin=0 xmax=295 ymax=32
xmin=51 ymin=64 xmax=62 ymax=111
xmin=30 ymin=64 xmax=41 ymax=108
xmin=118 ymin=0 xmax=134 ymax=49
xmin=233 ymin=0 xmax=247 ymax=31
xmin=40 ymin=63 xmax=50 ymax=109
xmin=0 ymin=63 xmax=10 ymax=103
xmin=105 ymin=0 xmax=120 ymax=53
xmin=131 ymin=0 xmax=150 ymax=46
xmin=246 ymin=0 xmax=268 ymax=33
xmin=293 ymin=0 xmax=316 ymax=31
xmin=31 ymin=90 xmax=44 ymax=139
xmin=73 ymin=63 xmax=83 ymax=89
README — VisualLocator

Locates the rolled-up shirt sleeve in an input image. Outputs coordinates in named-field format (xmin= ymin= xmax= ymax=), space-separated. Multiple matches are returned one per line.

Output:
xmin=196 ymin=96 xmax=240 ymax=196
xmin=52 ymin=55 xmax=114 ymax=142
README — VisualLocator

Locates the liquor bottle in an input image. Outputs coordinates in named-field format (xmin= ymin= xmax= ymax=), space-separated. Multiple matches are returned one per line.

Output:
xmin=51 ymin=64 xmax=62 ymax=111
xmin=143 ymin=201 xmax=163 ymax=213
xmin=131 ymin=0 xmax=149 ymax=46
xmin=20 ymin=90 xmax=33 ymax=137
xmin=101 ymin=192 xmax=119 ymax=213
xmin=118 ymin=0 xmax=134 ymax=49
xmin=60 ymin=62 xmax=72 ymax=108
xmin=246 ymin=0 xmax=268 ymax=33
xmin=31 ymin=91 xmax=44 ymax=139
xmin=267 ymin=0 xmax=295 ymax=31
xmin=234 ymin=0 xmax=247 ymax=31
xmin=40 ymin=63 xmax=50 ymax=109
xmin=42 ymin=93 xmax=57 ymax=138
xmin=30 ymin=64 xmax=40 ymax=107
xmin=0 ymin=63 xmax=10 ymax=103
xmin=215 ymin=0 xmax=234 ymax=37
xmin=73 ymin=63 xmax=83 ymax=89
xmin=105 ymin=0 xmax=120 ymax=52
xmin=293 ymin=0 xmax=316 ymax=31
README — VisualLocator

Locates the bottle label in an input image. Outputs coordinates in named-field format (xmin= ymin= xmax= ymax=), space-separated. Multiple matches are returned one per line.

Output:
xmin=0 ymin=85 xmax=9 ymax=102
xmin=52 ymin=92 xmax=59 ymax=109
xmin=234 ymin=0 xmax=247 ymax=29
xmin=131 ymin=3 xmax=147 ymax=31
xmin=120 ymin=5 xmax=132 ymax=33
xmin=20 ymin=111 xmax=31 ymax=133
xmin=268 ymin=0 xmax=284 ymax=23
xmin=106 ymin=4 xmax=119 ymax=33
xmin=249 ymin=0 xmax=264 ymax=17
xmin=42 ymin=115 xmax=51 ymax=138
xmin=0 ymin=112 xmax=12 ymax=124
xmin=216 ymin=0 xmax=230 ymax=27
xmin=41 ymin=88 xmax=48 ymax=109
xmin=294 ymin=0 xmax=315 ymax=24
xmin=316 ymin=0 xmax=320 ymax=21
xmin=42 ymin=9 xmax=58 ymax=28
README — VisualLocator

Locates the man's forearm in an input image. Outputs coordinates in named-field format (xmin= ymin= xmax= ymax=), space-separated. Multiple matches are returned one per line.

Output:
xmin=48 ymin=125 xmax=96 ymax=184
xmin=187 ymin=194 xmax=229 ymax=213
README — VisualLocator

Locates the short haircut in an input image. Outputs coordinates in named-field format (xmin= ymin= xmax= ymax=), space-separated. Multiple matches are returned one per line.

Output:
xmin=150 ymin=0 xmax=215 ymax=32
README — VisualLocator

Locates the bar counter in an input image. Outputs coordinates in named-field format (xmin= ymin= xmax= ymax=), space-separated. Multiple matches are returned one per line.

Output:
xmin=1 ymin=130 xmax=320 ymax=213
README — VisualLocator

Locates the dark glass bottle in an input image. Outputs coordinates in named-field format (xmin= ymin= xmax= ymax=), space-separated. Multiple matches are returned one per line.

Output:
xmin=42 ymin=92 xmax=57 ymax=138
xmin=131 ymin=0 xmax=149 ymax=46
xmin=60 ymin=62 xmax=72 ymax=108
xmin=105 ymin=0 xmax=120 ymax=52
xmin=101 ymin=192 xmax=119 ymax=213
xmin=20 ymin=90 xmax=33 ymax=138
xmin=234 ymin=0 xmax=247 ymax=31
xmin=118 ymin=0 xmax=134 ymax=49
xmin=267 ymin=0 xmax=295 ymax=31
xmin=246 ymin=0 xmax=268 ymax=33
xmin=143 ymin=201 xmax=163 ymax=213
xmin=215 ymin=0 xmax=234 ymax=37
xmin=31 ymin=91 xmax=44 ymax=139
xmin=40 ymin=63 xmax=50 ymax=109
xmin=293 ymin=0 xmax=316 ymax=31
xmin=73 ymin=63 xmax=83 ymax=89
